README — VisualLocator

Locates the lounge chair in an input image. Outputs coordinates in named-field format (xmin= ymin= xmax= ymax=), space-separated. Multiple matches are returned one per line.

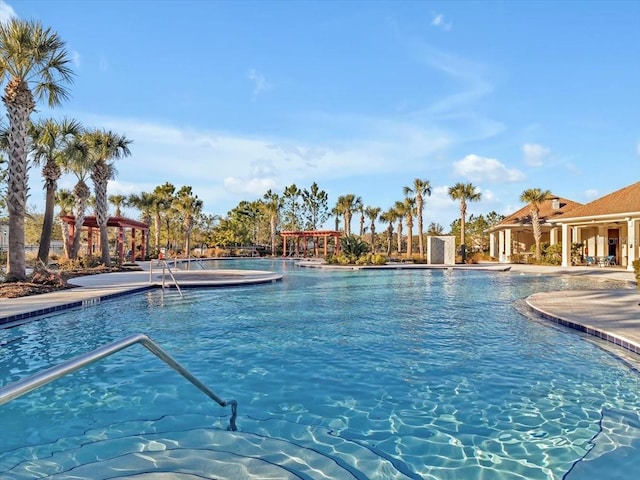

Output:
xmin=605 ymin=255 xmax=616 ymax=266
xmin=585 ymin=256 xmax=596 ymax=266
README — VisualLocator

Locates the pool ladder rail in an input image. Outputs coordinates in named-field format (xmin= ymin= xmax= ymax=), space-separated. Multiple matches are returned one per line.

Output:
xmin=149 ymin=259 xmax=184 ymax=297
xmin=0 ymin=333 xmax=238 ymax=431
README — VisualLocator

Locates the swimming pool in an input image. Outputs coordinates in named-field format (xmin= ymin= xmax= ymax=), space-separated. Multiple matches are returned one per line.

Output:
xmin=1 ymin=260 xmax=639 ymax=479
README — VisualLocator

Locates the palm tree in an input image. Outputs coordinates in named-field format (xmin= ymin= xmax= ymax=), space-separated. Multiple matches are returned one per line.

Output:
xmin=393 ymin=201 xmax=406 ymax=254
xmin=0 ymin=19 xmax=73 ymax=280
xmin=109 ymin=194 xmax=126 ymax=217
xmin=403 ymin=197 xmax=416 ymax=257
xmin=448 ymin=182 xmax=482 ymax=262
xmin=63 ymin=139 xmax=92 ymax=260
xmin=520 ymin=188 xmax=552 ymax=261
xmin=357 ymin=201 xmax=366 ymax=237
xmin=335 ymin=194 xmax=361 ymax=236
xmin=86 ymin=130 xmax=132 ymax=266
xmin=174 ymin=186 xmax=203 ymax=259
xmin=330 ymin=206 xmax=341 ymax=231
xmin=55 ymin=188 xmax=74 ymax=259
xmin=151 ymin=182 xmax=175 ymax=254
xmin=403 ymin=178 xmax=431 ymax=257
xmin=262 ymin=189 xmax=283 ymax=256
xmin=127 ymin=191 xmax=154 ymax=260
xmin=379 ymin=208 xmax=396 ymax=256
xmin=29 ymin=118 xmax=82 ymax=264
xmin=365 ymin=206 xmax=381 ymax=252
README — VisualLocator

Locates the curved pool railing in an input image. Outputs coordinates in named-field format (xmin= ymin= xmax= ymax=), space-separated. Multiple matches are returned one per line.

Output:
xmin=0 ymin=333 xmax=238 ymax=431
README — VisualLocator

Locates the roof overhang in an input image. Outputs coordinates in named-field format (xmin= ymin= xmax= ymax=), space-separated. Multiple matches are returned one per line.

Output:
xmin=556 ymin=211 xmax=640 ymax=226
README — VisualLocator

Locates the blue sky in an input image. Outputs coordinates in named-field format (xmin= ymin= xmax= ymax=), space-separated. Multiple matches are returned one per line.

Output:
xmin=4 ymin=0 xmax=639 ymax=229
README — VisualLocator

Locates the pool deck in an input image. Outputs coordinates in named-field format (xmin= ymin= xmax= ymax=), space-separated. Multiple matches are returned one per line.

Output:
xmin=1 ymin=261 xmax=639 ymax=355
xmin=0 ymin=263 xmax=283 ymax=326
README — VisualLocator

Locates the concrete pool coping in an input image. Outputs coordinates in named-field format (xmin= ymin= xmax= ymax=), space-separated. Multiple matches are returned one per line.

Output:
xmin=1 ymin=261 xmax=639 ymax=356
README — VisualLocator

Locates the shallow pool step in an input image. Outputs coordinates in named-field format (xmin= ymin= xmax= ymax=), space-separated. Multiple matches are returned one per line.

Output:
xmin=1 ymin=415 xmax=418 ymax=479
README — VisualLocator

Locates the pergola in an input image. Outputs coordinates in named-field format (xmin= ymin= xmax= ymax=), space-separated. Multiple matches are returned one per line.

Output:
xmin=280 ymin=230 xmax=342 ymax=257
xmin=61 ymin=215 xmax=150 ymax=263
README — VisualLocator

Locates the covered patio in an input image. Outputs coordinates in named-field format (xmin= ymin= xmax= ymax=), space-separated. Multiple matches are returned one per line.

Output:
xmin=61 ymin=215 xmax=150 ymax=263
xmin=280 ymin=230 xmax=342 ymax=257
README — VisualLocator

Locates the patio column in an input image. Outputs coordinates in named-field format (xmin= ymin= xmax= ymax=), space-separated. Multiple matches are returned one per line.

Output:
xmin=131 ymin=228 xmax=137 ymax=261
xmin=597 ymin=227 xmax=607 ymax=257
xmin=561 ymin=223 xmax=570 ymax=267
xmin=118 ymin=226 xmax=125 ymax=263
xmin=499 ymin=229 xmax=511 ymax=263
xmin=627 ymin=218 xmax=637 ymax=272
xmin=489 ymin=232 xmax=497 ymax=259
xmin=550 ymin=227 xmax=559 ymax=245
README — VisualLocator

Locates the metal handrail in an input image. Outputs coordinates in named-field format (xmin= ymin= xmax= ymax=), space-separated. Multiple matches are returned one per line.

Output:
xmin=149 ymin=259 xmax=184 ymax=297
xmin=0 ymin=333 xmax=238 ymax=431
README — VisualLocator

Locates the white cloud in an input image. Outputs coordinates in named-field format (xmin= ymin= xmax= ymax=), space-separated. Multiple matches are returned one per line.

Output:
xmin=636 ymin=140 xmax=640 ymax=158
xmin=452 ymin=154 xmax=525 ymax=183
xmin=45 ymin=112 xmax=454 ymax=218
xmin=99 ymin=57 xmax=109 ymax=72
xmin=248 ymin=68 xmax=272 ymax=98
xmin=224 ymin=176 xmax=278 ymax=196
xmin=522 ymin=143 xmax=550 ymax=167
xmin=431 ymin=13 xmax=452 ymax=31
xmin=72 ymin=50 xmax=81 ymax=68
xmin=0 ymin=1 xmax=16 ymax=24
xmin=584 ymin=189 xmax=599 ymax=200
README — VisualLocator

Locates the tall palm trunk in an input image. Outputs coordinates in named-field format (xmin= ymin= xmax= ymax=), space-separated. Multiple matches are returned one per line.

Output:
xmin=531 ymin=209 xmax=542 ymax=260
xmin=60 ymin=215 xmax=71 ymax=259
xmin=37 ymin=161 xmax=61 ymax=264
xmin=72 ymin=180 xmax=90 ymax=259
xmin=406 ymin=217 xmax=414 ymax=257
xmin=4 ymin=78 xmax=35 ymax=280
xmin=460 ymin=201 xmax=467 ymax=260
xmin=386 ymin=225 xmax=393 ymax=255
xmin=416 ymin=196 xmax=424 ymax=257
xmin=344 ymin=211 xmax=352 ymax=235
xmin=91 ymin=160 xmax=112 ymax=265
xmin=396 ymin=220 xmax=403 ymax=254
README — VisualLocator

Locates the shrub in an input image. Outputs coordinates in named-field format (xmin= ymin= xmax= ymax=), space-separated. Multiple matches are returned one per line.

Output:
xmin=340 ymin=235 xmax=370 ymax=258
xmin=544 ymin=244 xmax=563 ymax=265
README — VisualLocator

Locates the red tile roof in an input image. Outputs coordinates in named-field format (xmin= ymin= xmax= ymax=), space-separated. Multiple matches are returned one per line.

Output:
xmin=495 ymin=197 xmax=582 ymax=228
xmin=557 ymin=181 xmax=640 ymax=219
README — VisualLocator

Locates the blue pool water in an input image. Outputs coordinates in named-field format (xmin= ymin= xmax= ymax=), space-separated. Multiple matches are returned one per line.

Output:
xmin=1 ymin=260 xmax=640 ymax=479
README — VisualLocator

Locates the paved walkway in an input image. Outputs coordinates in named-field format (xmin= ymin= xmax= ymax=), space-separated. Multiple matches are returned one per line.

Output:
xmin=1 ymin=261 xmax=639 ymax=356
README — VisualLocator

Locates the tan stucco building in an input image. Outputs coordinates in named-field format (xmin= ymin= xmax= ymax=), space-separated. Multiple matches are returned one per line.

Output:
xmin=488 ymin=181 xmax=640 ymax=272
xmin=488 ymin=196 xmax=582 ymax=263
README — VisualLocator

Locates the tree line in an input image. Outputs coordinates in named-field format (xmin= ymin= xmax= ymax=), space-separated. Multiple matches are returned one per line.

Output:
xmin=1 ymin=17 xmax=554 ymax=280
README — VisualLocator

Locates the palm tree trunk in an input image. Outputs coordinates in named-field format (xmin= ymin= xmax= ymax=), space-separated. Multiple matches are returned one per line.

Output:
xmin=532 ymin=209 xmax=542 ymax=260
xmin=460 ymin=204 xmax=467 ymax=262
xmin=60 ymin=216 xmax=71 ymax=259
xmin=407 ymin=219 xmax=413 ymax=257
xmin=92 ymin=161 xmax=112 ymax=266
xmin=397 ymin=221 xmax=403 ymax=254
xmin=4 ymin=78 xmax=35 ymax=281
xmin=417 ymin=198 xmax=424 ymax=257
xmin=37 ymin=164 xmax=60 ymax=265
